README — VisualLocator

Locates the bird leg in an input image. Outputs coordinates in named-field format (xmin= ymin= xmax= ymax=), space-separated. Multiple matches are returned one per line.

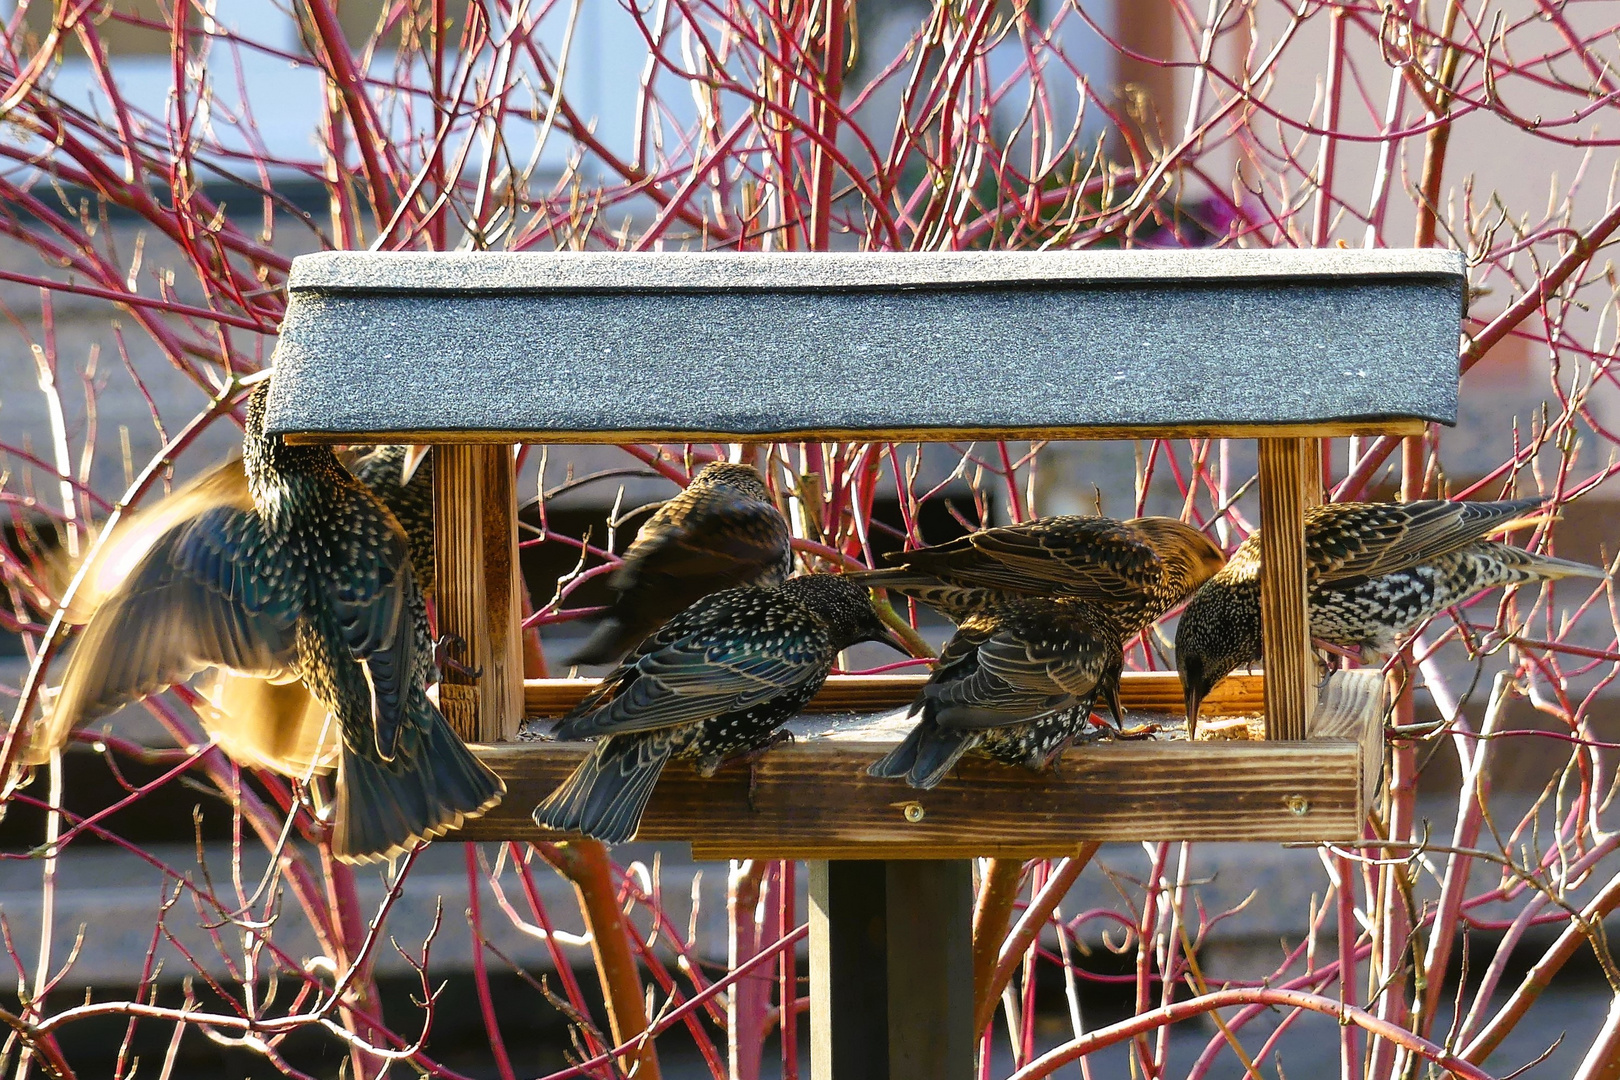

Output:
xmin=713 ymin=730 xmax=795 ymax=812
xmin=432 ymin=633 xmax=483 ymax=679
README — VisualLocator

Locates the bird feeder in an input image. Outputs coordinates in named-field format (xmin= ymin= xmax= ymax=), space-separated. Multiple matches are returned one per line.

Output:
xmin=266 ymin=248 xmax=1464 ymax=1080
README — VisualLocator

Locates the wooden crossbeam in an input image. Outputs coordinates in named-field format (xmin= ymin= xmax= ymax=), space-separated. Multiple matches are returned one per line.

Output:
xmin=447 ymin=671 xmax=1384 ymax=857
xmin=522 ymin=670 xmax=1268 ymax=720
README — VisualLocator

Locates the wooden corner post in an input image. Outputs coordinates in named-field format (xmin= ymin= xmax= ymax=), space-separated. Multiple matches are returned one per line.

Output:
xmin=433 ymin=444 xmax=524 ymax=743
xmin=1257 ymin=438 xmax=1316 ymax=741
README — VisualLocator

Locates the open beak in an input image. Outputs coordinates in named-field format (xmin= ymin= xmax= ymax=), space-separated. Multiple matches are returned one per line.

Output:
xmin=400 ymin=445 xmax=431 ymax=485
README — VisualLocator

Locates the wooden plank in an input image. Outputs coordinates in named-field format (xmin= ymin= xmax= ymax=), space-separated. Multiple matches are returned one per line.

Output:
xmin=1308 ymin=669 xmax=1386 ymax=822
xmin=450 ymin=728 xmax=1364 ymax=855
xmin=432 ymin=445 xmax=524 ymax=742
xmin=282 ymin=418 xmax=1426 ymax=447
xmin=1258 ymin=438 xmax=1315 ymax=742
xmin=885 ymin=861 xmax=974 ymax=1080
xmin=523 ymin=671 xmax=1268 ymax=720
xmin=810 ymin=861 xmax=889 ymax=1080
xmin=1302 ymin=437 xmax=1324 ymax=507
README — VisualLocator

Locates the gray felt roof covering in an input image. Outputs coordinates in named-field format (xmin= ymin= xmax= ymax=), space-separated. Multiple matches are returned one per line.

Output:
xmin=265 ymin=249 xmax=1464 ymax=442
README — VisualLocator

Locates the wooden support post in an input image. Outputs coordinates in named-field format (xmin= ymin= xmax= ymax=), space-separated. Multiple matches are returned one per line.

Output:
xmin=1302 ymin=437 xmax=1324 ymax=507
xmin=1258 ymin=438 xmax=1315 ymax=742
xmin=810 ymin=860 xmax=974 ymax=1080
xmin=432 ymin=444 xmax=523 ymax=743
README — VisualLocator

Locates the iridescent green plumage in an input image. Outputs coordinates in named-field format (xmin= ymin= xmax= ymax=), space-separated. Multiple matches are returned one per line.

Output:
xmin=537 ymin=574 xmax=903 ymax=843
xmin=43 ymin=384 xmax=502 ymax=862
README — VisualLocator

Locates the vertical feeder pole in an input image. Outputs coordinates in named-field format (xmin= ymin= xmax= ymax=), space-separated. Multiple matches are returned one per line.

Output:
xmin=432 ymin=444 xmax=524 ymax=743
xmin=1257 ymin=438 xmax=1316 ymax=741
xmin=810 ymin=860 xmax=974 ymax=1080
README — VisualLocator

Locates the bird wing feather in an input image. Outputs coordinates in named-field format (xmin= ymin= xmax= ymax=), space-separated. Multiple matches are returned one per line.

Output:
xmin=326 ymin=511 xmax=419 ymax=760
xmin=557 ymin=610 xmax=825 ymax=738
xmin=39 ymin=505 xmax=299 ymax=763
xmin=61 ymin=458 xmax=254 ymax=624
xmin=924 ymin=619 xmax=1106 ymax=731
xmin=612 ymin=491 xmax=790 ymax=590
xmin=892 ymin=517 xmax=1164 ymax=602
xmin=1307 ymin=498 xmax=1548 ymax=584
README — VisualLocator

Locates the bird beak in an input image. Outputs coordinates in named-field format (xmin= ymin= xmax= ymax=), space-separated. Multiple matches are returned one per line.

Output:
xmin=399 ymin=445 xmax=431 ymax=485
xmin=1184 ymin=687 xmax=1204 ymax=740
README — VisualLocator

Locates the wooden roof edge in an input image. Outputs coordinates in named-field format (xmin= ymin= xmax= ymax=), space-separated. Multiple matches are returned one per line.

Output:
xmin=286 ymin=247 xmax=1466 ymax=295
xmin=277 ymin=417 xmax=1435 ymax=445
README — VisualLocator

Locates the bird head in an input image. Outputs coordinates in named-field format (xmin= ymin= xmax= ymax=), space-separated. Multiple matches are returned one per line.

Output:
xmin=1131 ymin=517 xmax=1227 ymax=594
xmin=1173 ymin=579 xmax=1259 ymax=736
xmin=784 ymin=574 xmax=912 ymax=655
xmin=690 ymin=461 xmax=773 ymax=503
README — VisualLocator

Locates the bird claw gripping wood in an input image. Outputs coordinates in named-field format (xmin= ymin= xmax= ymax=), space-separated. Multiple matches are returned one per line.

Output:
xmin=728 ymin=729 xmax=795 ymax=813
xmin=433 ymin=633 xmax=483 ymax=680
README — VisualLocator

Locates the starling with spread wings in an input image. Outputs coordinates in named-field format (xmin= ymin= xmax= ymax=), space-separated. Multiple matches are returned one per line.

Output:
xmin=537 ymin=574 xmax=906 ymax=843
xmin=32 ymin=382 xmax=503 ymax=862
xmin=568 ymin=462 xmax=794 ymax=667
xmin=1176 ymin=498 xmax=1609 ymax=730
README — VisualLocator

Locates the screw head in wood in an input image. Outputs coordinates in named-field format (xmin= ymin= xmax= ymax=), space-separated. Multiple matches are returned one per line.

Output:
xmin=1285 ymin=795 xmax=1311 ymax=816
xmin=898 ymin=801 xmax=925 ymax=823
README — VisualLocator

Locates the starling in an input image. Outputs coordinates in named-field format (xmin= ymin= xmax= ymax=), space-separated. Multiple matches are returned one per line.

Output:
xmin=350 ymin=444 xmax=435 ymax=594
xmin=535 ymin=574 xmax=906 ymax=843
xmin=867 ymin=597 xmax=1125 ymax=789
xmin=567 ymin=462 xmax=793 ymax=667
xmin=847 ymin=515 xmax=1225 ymax=627
xmin=1175 ymin=498 xmax=1609 ymax=728
xmin=35 ymin=382 xmax=504 ymax=862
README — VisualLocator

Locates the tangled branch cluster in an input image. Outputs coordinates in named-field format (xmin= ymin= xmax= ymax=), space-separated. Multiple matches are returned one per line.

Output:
xmin=1 ymin=1 xmax=1619 ymax=1077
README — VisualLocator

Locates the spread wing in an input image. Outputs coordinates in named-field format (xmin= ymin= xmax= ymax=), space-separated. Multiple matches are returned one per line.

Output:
xmin=38 ymin=505 xmax=300 ymax=764
xmin=61 ymin=458 xmax=254 ymax=625
xmin=889 ymin=516 xmax=1165 ymax=604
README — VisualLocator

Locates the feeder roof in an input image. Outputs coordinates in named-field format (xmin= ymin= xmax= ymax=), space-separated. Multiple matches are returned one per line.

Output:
xmin=264 ymin=248 xmax=1464 ymax=443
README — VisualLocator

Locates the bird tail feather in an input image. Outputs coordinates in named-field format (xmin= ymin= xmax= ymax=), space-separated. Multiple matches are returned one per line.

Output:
xmin=1512 ymin=550 xmax=1610 ymax=581
xmin=866 ymin=704 xmax=980 ymax=790
xmin=533 ymin=735 xmax=672 ymax=844
xmin=332 ymin=693 xmax=505 ymax=863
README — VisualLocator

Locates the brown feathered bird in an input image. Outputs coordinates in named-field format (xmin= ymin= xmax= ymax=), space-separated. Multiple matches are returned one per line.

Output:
xmin=30 ymin=386 xmax=503 ymax=862
xmin=866 ymin=517 xmax=1224 ymax=788
xmin=847 ymin=515 xmax=1225 ymax=623
xmin=1175 ymin=498 xmax=1609 ymax=731
xmin=867 ymin=597 xmax=1124 ymax=789
xmin=850 ymin=514 xmax=1224 ymax=725
xmin=568 ymin=462 xmax=793 ymax=667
